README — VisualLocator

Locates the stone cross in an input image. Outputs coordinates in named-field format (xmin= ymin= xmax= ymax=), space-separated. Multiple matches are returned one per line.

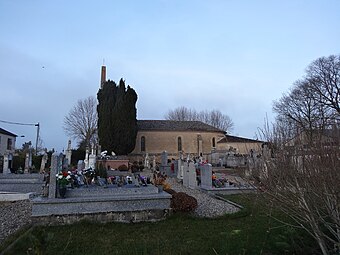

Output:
xmin=48 ymin=152 xmax=59 ymax=198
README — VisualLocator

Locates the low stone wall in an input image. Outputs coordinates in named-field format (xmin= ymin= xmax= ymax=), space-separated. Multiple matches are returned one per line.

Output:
xmin=97 ymin=160 xmax=129 ymax=170
xmin=32 ymin=209 xmax=171 ymax=225
xmin=0 ymin=174 xmax=44 ymax=194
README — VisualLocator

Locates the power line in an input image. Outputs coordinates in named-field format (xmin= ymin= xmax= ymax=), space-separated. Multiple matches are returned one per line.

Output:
xmin=0 ymin=119 xmax=38 ymax=126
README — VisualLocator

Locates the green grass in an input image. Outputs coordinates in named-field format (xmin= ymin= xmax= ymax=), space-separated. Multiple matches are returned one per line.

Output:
xmin=1 ymin=194 xmax=318 ymax=255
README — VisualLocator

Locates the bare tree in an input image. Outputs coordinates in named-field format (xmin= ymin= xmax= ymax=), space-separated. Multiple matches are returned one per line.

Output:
xmin=306 ymin=55 xmax=340 ymax=116
xmin=165 ymin=106 xmax=234 ymax=132
xmin=252 ymin=55 xmax=340 ymax=254
xmin=273 ymin=80 xmax=334 ymax=142
xmin=254 ymin=124 xmax=340 ymax=255
xmin=63 ymin=96 xmax=98 ymax=148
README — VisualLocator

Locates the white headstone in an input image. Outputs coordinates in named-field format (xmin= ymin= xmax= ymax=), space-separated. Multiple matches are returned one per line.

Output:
xmin=200 ymin=164 xmax=212 ymax=189
xmin=152 ymin=156 xmax=156 ymax=171
xmin=2 ymin=153 xmax=10 ymax=174
xmin=144 ymin=153 xmax=150 ymax=169
xmin=24 ymin=152 xmax=30 ymax=173
xmin=183 ymin=163 xmax=189 ymax=187
xmin=188 ymin=162 xmax=197 ymax=189
xmin=177 ymin=159 xmax=183 ymax=179
xmin=84 ymin=148 xmax=89 ymax=169
xmin=89 ymin=154 xmax=96 ymax=170
xmin=65 ymin=140 xmax=72 ymax=166
xmin=161 ymin=151 xmax=168 ymax=167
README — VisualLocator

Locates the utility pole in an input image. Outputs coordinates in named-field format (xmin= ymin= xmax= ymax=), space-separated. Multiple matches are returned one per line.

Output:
xmin=35 ymin=123 xmax=40 ymax=155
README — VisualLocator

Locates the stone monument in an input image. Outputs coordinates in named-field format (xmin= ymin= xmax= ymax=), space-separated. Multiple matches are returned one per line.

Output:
xmin=65 ymin=140 xmax=72 ymax=166
xmin=48 ymin=152 xmax=58 ymax=198
xmin=88 ymin=146 xmax=96 ymax=170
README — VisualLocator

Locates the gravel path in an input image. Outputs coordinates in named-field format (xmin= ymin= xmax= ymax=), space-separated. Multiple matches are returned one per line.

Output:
xmin=0 ymin=200 xmax=32 ymax=245
xmin=166 ymin=177 xmax=239 ymax=218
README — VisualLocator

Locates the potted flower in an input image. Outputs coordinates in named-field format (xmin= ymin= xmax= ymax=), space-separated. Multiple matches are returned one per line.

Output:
xmin=56 ymin=171 xmax=70 ymax=198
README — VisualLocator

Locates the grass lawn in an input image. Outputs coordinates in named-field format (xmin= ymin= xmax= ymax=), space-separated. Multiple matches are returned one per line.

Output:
xmin=1 ymin=194 xmax=318 ymax=255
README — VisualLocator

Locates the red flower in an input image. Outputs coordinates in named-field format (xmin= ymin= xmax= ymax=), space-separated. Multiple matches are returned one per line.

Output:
xmin=62 ymin=171 xmax=68 ymax=177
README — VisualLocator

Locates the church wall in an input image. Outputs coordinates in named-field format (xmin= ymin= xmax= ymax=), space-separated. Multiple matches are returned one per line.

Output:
xmin=216 ymin=142 xmax=263 ymax=154
xmin=130 ymin=130 xmax=225 ymax=158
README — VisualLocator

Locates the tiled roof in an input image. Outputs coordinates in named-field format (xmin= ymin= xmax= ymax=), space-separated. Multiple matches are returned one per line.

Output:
xmin=0 ymin=127 xmax=17 ymax=137
xmin=218 ymin=135 xmax=263 ymax=143
xmin=137 ymin=120 xmax=225 ymax=133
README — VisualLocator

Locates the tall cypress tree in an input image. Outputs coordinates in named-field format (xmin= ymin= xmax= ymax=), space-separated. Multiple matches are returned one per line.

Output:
xmin=97 ymin=79 xmax=138 ymax=155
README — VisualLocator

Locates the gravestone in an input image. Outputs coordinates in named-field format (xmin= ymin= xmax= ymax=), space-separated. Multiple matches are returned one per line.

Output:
xmin=58 ymin=153 xmax=64 ymax=171
xmin=40 ymin=151 xmax=48 ymax=173
xmin=152 ymin=156 xmax=156 ymax=171
xmin=183 ymin=163 xmax=189 ymax=187
xmin=88 ymin=154 xmax=96 ymax=170
xmin=77 ymin=160 xmax=85 ymax=171
xmin=88 ymin=146 xmax=96 ymax=169
xmin=65 ymin=140 xmax=72 ymax=166
xmin=84 ymin=147 xmax=89 ymax=169
xmin=144 ymin=153 xmax=150 ymax=169
xmin=187 ymin=162 xmax=197 ymax=189
xmin=48 ymin=152 xmax=58 ymax=198
xmin=200 ymin=163 xmax=212 ymax=189
xmin=183 ymin=162 xmax=197 ymax=189
xmin=24 ymin=152 xmax=30 ymax=173
xmin=161 ymin=151 xmax=168 ymax=167
xmin=2 ymin=153 xmax=10 ymax=174
xmin=176 ymin=159 xmax=183 ymax=179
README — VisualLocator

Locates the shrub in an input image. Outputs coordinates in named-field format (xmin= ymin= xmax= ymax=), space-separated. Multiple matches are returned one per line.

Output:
xmin=118 ymin=164 xmax=128 ymax=171
xmin=170 ymin=192 xmax=198 ymax=212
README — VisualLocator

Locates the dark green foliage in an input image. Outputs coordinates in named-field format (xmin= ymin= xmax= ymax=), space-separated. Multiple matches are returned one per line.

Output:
xmin=12 ymin=153 xmax=41 ymax=172
xmin=170 ymin=192 xmax=198 ymax=212
xmin=97 ymin=79 xmax=138 ymax=155
xmin=117 ymin=164 xmax=128 ymax=171
xmin=71 ymin=148 xmax=85 ymax=167
xmin=12 ymin=155 xmax=25 ymax=171
xmin=96 ymin=163 xmax=107 ymax=178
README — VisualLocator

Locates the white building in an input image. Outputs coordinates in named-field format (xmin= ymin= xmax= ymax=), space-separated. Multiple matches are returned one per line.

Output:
xmin=0 ymin=127 xmax=17 ymax=173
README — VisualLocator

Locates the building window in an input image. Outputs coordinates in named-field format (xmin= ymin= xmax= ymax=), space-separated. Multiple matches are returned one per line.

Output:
xmin=212 ymin=137 xmax=216 ymax=148
xmin=7 ymin=138 xmax=12 ymax=150
xmin=178 ymin=137 xmax=182 ymax=151
xmin=141 ymin=136 xmax=146 ymax=152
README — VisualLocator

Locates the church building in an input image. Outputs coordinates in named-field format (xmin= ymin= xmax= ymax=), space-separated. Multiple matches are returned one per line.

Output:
xmin=129 ymin=120 xmax=226 ymax=159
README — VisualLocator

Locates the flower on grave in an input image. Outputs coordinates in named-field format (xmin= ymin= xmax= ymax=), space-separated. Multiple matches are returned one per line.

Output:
xmin=56 ymin=171 xmax=70 ymax=188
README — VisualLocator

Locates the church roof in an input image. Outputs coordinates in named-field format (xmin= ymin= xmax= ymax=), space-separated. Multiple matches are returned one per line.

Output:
xmin=0 ymin=127 xmax=17 ymax=137
xmin=218 ymin=135 xmax=263 ymax=143
xmin=137 ymin=120 xmax=225 ymax=133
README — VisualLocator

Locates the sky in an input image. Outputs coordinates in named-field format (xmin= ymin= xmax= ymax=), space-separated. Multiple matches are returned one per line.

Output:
xmin=0 ymin=0 xmax=339 ymax=152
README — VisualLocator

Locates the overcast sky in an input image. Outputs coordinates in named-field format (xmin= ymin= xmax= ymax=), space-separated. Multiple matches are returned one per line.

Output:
xmin=0 ymin=0 xmax=339 ymax=152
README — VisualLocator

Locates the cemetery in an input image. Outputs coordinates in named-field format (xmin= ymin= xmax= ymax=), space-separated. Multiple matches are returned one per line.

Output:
xmin=0 ymin=141 xmax=255 ymax=222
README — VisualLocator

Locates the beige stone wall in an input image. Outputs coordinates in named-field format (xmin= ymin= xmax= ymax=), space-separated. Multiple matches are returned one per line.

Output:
xmin=217 ymin=142 xmax=263 ymax=154
xmin=130 ymin=130 xmax=225 ymax=157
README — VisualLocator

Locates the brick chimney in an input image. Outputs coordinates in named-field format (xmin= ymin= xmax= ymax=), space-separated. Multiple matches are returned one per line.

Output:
xmin=100 ymin=65 xmax=106 ymax=89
